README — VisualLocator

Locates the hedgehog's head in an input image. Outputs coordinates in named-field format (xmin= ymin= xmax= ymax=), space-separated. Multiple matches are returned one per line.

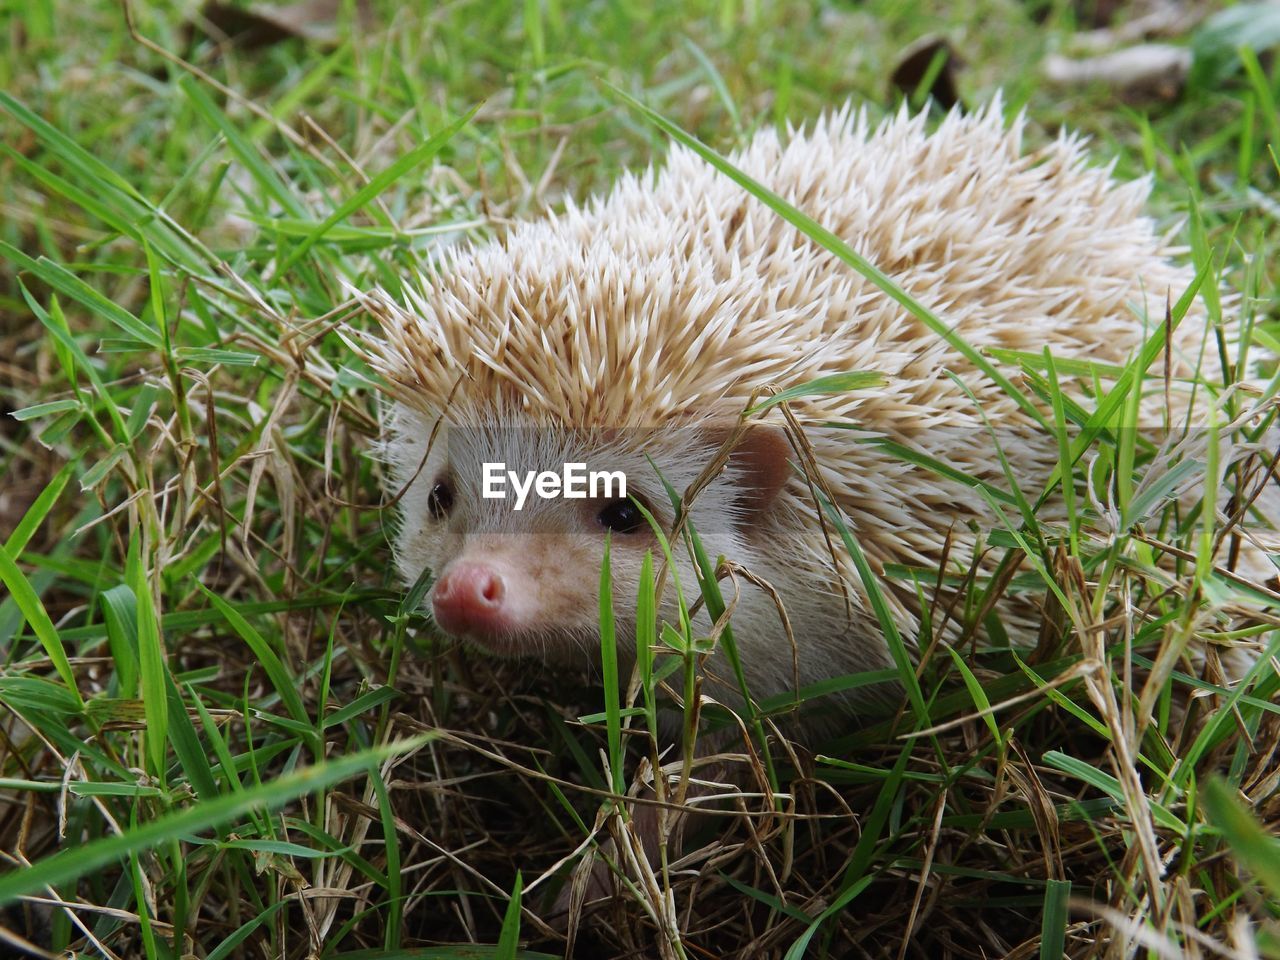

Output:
xmin=383 ymin=403 xmax=793 ymax=661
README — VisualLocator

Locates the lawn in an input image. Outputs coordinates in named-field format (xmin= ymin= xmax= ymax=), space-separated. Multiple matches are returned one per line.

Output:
xmin=1 ymin=1 xmax=1279 ymax=957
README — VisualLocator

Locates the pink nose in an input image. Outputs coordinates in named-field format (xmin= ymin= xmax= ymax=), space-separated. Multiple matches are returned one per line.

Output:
xmin=432 ymin=563 xmax=509 ymax=637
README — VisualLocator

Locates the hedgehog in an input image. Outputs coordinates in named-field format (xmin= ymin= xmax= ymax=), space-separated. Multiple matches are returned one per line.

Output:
xmin=355 ymin=99 xmax=1272 ymax=733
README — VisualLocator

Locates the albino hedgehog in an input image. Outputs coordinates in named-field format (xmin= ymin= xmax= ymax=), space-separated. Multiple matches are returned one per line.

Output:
xmin=357 ymin=100 xmax=1260 ymax=725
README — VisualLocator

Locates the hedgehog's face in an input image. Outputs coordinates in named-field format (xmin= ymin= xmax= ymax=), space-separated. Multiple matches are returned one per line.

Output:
xmin=385 ymin=405 xmax=791 ymax=663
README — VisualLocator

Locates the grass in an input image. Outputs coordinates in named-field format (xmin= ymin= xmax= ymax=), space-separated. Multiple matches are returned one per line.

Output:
xmin=1 ymin=0 xmax=1279 ymax=957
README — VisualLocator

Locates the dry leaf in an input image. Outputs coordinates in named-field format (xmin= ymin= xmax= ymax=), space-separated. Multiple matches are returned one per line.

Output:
xmin=890 ymin=34 xmax=962 ymax=109
xmin=194 ymin=0 xmax=373 ymax=50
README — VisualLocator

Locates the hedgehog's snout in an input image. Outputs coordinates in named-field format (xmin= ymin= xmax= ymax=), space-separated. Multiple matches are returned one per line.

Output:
xmin=425 ymin=532 xmax=608 ymax=656
xmin=432 ymin=561 xmax=510 ymax=638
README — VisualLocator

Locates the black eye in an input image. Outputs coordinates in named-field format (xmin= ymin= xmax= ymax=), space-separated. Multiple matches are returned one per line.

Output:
xmin=427 ymin=479 xmax=454 ymax=520
xmin=597 ymin=498 xmax=646 ymax=534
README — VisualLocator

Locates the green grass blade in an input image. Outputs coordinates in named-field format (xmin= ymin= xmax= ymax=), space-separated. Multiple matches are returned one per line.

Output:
xmin=9 ymin=398 xmax=83 ymax=422
xmin=199 ymin=585 xmax=312 ymax=731
xmin=782 ymin=873 xmax=875 ymax=960
xmin=1043 ymin=751 xmax=1184 ymax=831
xmin=127 ymin=534 xmax=169 ymax=777
xmin=280 ymin=104 xmax=481 ymax=272
xmin=1200 ymin=776 xmax=1280 ymax=900
xmin=179 ymin=76 xmax=307 ymax=218
xmin=1176 ymin=628 xmax=1280 ymax=783
xmin=1040 ymin=348 xmax=1080 ymax=554
xmin=0 ymin=736 xmax=433 ymax=906
xmin=598 ymin=535 xmax=624 ymax=797
xmin=944 ymin=644 xmax=1003 ymax=746
xmin=1039 ymin=878 xmax=1071 ymax=960
xmin=495 ymin=870 xmax=523 ymax=960
xmin=283 ymin=818 xmax=388 ymax=886
xmin=747 ymin=371 xmax=886 ymax=412
xmin=841 ymin=742 xmax=913 ymax=886
xmin=99 ymin=584 xmax=140 ymax=698
xmin=322 ymin=687 xmax=401 ymax=729
xmin=0 ymin=241 xmax=159 ymax=346
xmin=0 ymin=91 xmax=148 ymax=201
xmin=204 ymin=901 xmax=291 ymax=960
xmin=635 ymin=550 xmax=658 ymax=742
xmin=369 ymin=759 xmax=403 ymax=949
xmin=819 ymin=494 xmax=929 ymax=727
xmin=164 ymin=670 xmax=220 ymax=803
xmin=1042 ymin=260 xmax=1210 ymax=494
xmin=680 ymin=511 xmax=779 ymax=794
xmin=843 ymin=433 xmax=1019 ymax=507
xmin=682 ymin=36 xmax=741 ymax=133
xmin=3 ymin=460 xmax=76 ymax=558
xmin=0 ymin=541 xmax=84 ymax=709
xmin=21 ymin=286 xmax=129 ymax=441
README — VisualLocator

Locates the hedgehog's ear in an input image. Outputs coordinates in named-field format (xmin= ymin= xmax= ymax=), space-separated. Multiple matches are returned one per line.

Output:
xmin=724 ymin=422 xmax=793 ymax=520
